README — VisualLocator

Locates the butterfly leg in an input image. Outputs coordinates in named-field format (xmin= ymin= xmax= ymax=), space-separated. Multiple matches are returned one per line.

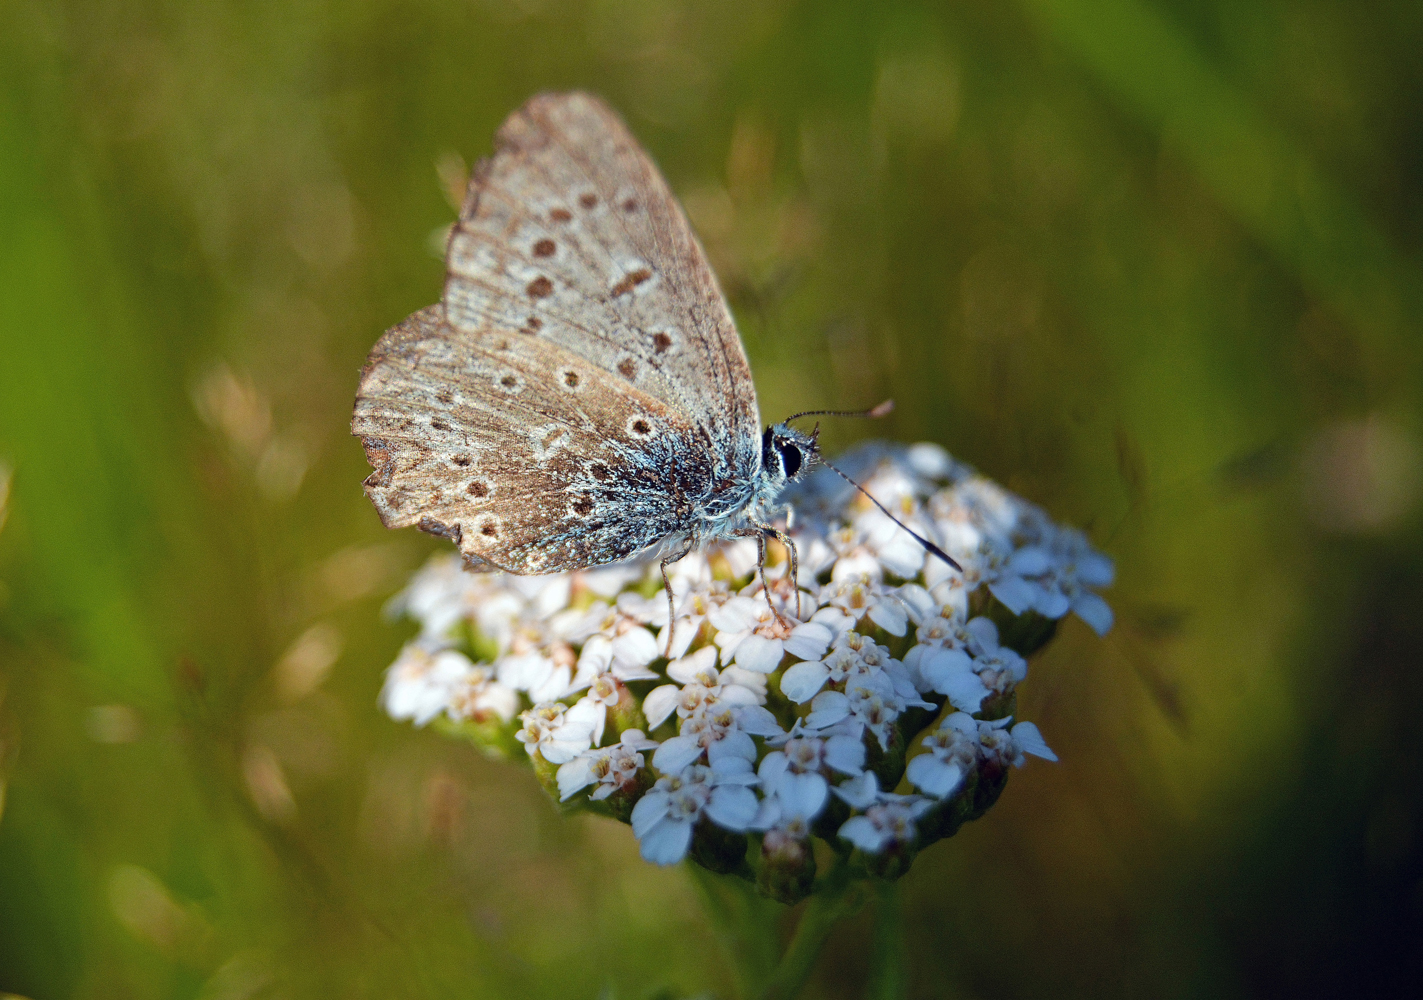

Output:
xmin=765 ymin=526 xmax=801 ymax=620
xmin=659 ymin=540 xmax=695 ymax=659
xmin=737 ymin=526 xmax=793 ymax=629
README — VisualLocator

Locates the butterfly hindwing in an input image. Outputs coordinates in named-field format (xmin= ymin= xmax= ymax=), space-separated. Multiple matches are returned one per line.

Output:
xmin=353 ymin=306 xmax=718 ymax=573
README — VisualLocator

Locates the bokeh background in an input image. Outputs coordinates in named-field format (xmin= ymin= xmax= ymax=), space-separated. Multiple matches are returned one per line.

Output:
xmin=3 ymin=0 xmax=1422 ymax=997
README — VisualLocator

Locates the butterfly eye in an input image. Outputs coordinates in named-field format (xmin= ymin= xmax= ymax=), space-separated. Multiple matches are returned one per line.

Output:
xmin=776 ymin=441 xmax=803 ymax=478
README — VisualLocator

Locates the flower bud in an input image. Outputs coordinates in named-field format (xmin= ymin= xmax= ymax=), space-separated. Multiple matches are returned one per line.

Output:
xmin=758 ymin=830 xmax=816 ymax=904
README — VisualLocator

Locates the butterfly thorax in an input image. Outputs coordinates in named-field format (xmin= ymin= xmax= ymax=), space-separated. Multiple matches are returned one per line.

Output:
xmin=689 ymin=422 xmax=817 ymax=546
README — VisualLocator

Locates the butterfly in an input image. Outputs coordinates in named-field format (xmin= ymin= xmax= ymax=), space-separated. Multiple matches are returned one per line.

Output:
xmin=352 ymin=92 xmax=828 ymax=632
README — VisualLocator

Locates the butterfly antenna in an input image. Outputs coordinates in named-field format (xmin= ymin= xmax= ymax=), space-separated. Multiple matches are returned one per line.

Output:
xmin=783 ymin=399 xmax=895 ymax=424
xmin=819 ymin=458 xmax=963 ymax=572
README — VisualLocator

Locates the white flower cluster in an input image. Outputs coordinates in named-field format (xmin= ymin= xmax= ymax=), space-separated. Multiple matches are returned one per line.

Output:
xmin=378 ymin=442 xmax=1112 ymax=890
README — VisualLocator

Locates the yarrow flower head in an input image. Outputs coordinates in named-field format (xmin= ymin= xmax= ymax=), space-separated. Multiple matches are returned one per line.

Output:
xmin=376 ymin=442 xmax=1113 ymax=900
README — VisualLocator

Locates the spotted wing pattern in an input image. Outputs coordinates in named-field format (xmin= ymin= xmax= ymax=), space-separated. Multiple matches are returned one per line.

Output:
xmin=354 ymin=306 xmax=729 ymax=573
xmin=442 ymin=92 xmax=760 ymax=454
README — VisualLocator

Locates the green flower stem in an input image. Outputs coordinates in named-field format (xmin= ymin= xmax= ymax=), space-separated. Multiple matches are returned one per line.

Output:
xmin=754 ymin=860 xmax=869 ymax=1000
xmin=867 ymin=880 xmax=907 ymax=1000
xmin=688 ymin=863 xmax=779 ymax=998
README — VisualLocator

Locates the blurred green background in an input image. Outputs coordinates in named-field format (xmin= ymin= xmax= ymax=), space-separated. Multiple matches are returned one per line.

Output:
xmin=2 ymin=0 xmax=1421 ymax=996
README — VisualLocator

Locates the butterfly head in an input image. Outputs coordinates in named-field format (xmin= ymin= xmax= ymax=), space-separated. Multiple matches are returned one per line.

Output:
xmin=761 ymin=422 xmax=819 ymax=486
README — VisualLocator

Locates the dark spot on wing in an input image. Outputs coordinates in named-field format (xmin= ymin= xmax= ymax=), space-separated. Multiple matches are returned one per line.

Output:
xmin=590 ymin=463 xmax=610 ymax=481
xmin=579 ymin=192 xmax=597 ymax=209
xmin=418 ymin=517 xmax=461 ymax=544
xmin=622 ymin=198 xmax=638 ymax=212
xmin=652 ymin=331 xmax=672 ymax=353
xmin=532 ymin=238 xmax=555 ymax=257
xmin=549 ymin=207 xmax=572 ymax=223
xmin=526 ymin=276 xmax=553 ymax=299
xmin=611 ymin=268 xmax=652 ymax=297
xmin=618 ymin=358 xmax=636 ymax=379
xmin=521 ymin=316 xmax=542 ymax=334
xmin=631 ymin=418 xmax=651 ymax=436
xmin=437 ymin=392 xmax=453 ymax=405
xmin=571 ymin=495 xmax=594 ymax=516
xmin=467 ymin=480 xmax=488 ymax=497
xmin=563 ymin=370 xmax=580 ymax=388
xmin=431 ymin=420 xmax=451 ymax=431
xmin=501 ymin=374 xmax=518 ymax=388
xmin=481 ymin=522 xmax=498 ymax=538
xmin=453 ymin=455 xmax=471 ymax=467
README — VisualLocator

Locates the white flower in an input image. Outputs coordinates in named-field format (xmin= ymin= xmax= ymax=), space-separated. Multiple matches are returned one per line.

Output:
xmin=445 ymin=667 xmax=520 ymax=724
xmin=838 ymin=797 xmax=934 ymax=854
xmin=755 ymin=726 xmax=867 ymax=832
xmin=654 ymin=580 xmax=734 ymax=665
xmin=780 ymin=629 xmax=921 ymax=711
xmin=710 ymin=596 xmax=833 ymax=674
xmin=818 ymin=576 xmax=910 ymax=636
xmin=977 ymin=717 xmax=1058 ymax=768
xmin=905 ymin=712 xmax=981 ymax=798
xmin=557 ymin=729 xmax=659 ymax=801
xmin=653 ymin=702 xmax=758 ymax=773
xmin=513 ymin=700 xmax=600 ymax=764
xmin=630 ymin=760 xmax=760 ymax=865
xmin=641 ymin=646 xmax=766 ymax=730
xmin=380 ymin=645 xmax=472 ymax=726
xmin=380 ymin=439 xmax=1108 ymax=873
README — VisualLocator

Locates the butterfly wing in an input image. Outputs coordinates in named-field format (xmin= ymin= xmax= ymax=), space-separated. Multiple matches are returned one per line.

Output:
xmin=353 ymin=92 xmax=764 ymax=573
xmin=354 ymin=306 xmax=719 ymax=573
xmin=443 ymin=91 xmax=761 ymax=480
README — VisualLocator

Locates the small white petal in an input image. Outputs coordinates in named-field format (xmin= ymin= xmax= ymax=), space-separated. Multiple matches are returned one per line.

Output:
xmin=867 ymin=599 xmax=909 ymax=636
xmin=1075 ymin=552 xmax=1115 ymax=587
xmin=735 ymin=634 xmax=786 ymax=674
xmin=1007 ymin=546 xmax=1053 ymax=575
xmin=823 ymin=734 xmax=867 ymax=775
xmin=758 ymin=751 xmax=788 ymax=784
xmin=987 ymin=576 xmax=1037 ymax=615
xmin=617 ymin=728 xmax=659 ymax=751
xmin=652 ymin=736 xmax=704 ymax=773
xmin=709 ymin=754 xmax=758 ymax=782
xmin=706 ymin=786 xmax=759 ymax=830
xmin=556 ymin=756 xmax=597 ymax=801
xmin=805 ymin=690 xmax=851 ymax=729
xmin=938 ymin=669 xmax=991 ymax=713
xmin=1072 ymin=591 xmax=1114 ymax=636
xmin=666 ymin=646 xmax=718 ymax=685
xmin=709 ymin=729 xmax=758 ymax=764
xmin=906 ymin=754 xmax=964 ymax=798
xmin=639 ymin=818 xmax=694 ymax=865
xmin=642 ymin=684 xmax=681 ymax=730
xmin=1011 ymin=721 xmax=1058 ymax=762
xmin=539 ymin=736 xmax=590 ymax=765
xmin=838 ymin=815 xmax=886 ymax=853
xmin=630 ymin=790 xmax=669 ymax=838
xmin=965 ymin=616 xmax=999 ymax=650
xmin=1034 ymin=588 xmax=1072 ymax=619
xmin=832 ymin=771 xmax=879 ymax=810
xmin=918 ymin=646 xmax=973 ymax=691
xmin=896 ymin=584 xmax=936 ymax=622
xmin=783 ymin=622 xmax=833 ymax=661
xmin=779 ymin=772 xmax=829 ymax=820
xmin=612 ymin=628 xmax=659 ymax=671
xmin=733 ymin=704 xmax=785 ymax=737
xmin=708 ymin=598 xmax=760 ymax=633
xmin=779 ymin=660 xmax=830 ymax=704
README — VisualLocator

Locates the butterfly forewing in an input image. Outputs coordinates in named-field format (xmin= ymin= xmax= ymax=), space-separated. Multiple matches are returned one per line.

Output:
xmin=354 ymin=306 xmax=716 ymax=573
xmin=443 ymin=92 xmax=759 ymax=468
